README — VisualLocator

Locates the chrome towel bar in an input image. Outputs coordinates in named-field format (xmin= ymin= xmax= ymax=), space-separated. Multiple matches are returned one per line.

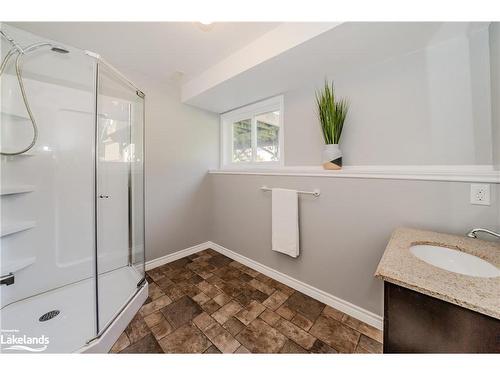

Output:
xmin=260 ymin=186 xmax=320 ymax=197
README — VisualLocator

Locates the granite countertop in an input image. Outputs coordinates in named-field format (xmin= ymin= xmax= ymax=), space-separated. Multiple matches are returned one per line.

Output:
xmin=375 ymin=227 xmax=500 ymax=320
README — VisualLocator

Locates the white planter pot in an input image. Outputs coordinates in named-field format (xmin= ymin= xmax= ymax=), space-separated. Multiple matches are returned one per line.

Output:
xmin=322 ymin=144 xmax=343 ymax=169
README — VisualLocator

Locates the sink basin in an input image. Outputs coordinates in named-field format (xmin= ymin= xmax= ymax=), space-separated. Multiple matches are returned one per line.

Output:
xmin=410 ymin=244 xmax=500 ymax=278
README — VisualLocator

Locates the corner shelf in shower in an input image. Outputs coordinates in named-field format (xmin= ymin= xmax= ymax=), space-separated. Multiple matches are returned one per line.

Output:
xmin=0 ymin=185 xmax=35 ymax=196
xmin=0 ymin=112 xmax=36 ymax=157
xmin=0 ymin=111 xmax=30 ymax=121
xmin=1 ymin=257 xmax=36 ymax=274
xmin=0 ymin=152 xmax=36 ymax=158
xmin=0 ymin=220 xmax=36 ymax=237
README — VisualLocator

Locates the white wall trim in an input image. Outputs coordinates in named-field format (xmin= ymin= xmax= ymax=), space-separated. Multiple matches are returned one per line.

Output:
xmin=209 ymin=164 xmax=500 ymax=183
xmin=146 ymin=241 xmax=383 ymax=330
xmin=145 ymin=242 xmax=212 ymax=271
xmin=208 ymin=241 xmax=383 ymax=330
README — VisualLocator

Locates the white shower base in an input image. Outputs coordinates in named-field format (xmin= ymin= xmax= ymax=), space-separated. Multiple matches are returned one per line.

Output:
xmin=0 ymin=266 xmax=147 ymax=353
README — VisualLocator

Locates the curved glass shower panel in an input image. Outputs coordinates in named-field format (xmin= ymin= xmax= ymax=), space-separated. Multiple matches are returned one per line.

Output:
xmin=96 ymin=62 xmax=145 ymax=333
xmin=0 ymin=24 xmax=97 ymax=352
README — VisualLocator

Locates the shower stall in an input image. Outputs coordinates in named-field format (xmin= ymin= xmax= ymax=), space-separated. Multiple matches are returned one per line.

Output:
xmin=0 ymin=24 xmax=147 ymax=353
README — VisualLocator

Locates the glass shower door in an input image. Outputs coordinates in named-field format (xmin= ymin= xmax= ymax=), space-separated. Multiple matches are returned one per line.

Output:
xmin=96 ymin=62 xmax=145 ymax=333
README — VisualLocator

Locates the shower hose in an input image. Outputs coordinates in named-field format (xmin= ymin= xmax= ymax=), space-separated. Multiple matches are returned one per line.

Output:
xmin=0 ymin=40 xmax=56 ymax=155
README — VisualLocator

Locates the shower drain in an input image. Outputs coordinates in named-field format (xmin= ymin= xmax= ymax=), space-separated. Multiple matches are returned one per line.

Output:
xmin=39 ymin=310 xmax=60 ymax=322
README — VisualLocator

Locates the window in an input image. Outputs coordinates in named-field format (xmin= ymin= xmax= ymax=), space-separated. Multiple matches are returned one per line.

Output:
xmin=221 ymin=95 xmax=284 ymax=168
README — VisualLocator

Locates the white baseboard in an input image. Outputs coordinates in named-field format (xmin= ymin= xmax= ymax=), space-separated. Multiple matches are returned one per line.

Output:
xmin=207 ymin=242 xmax=383 ymax=330
xmin=145 ymin=242 xmax=211 ymax=271
xmin=146 ymin=241 xmax=384 ymax=330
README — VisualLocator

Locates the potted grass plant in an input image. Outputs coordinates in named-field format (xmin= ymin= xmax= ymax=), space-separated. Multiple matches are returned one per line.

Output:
xmin=316 ymin=80 xmax=348 ymax=170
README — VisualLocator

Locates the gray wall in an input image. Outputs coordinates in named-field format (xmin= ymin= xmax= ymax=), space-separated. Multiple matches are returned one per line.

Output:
xmin=285 ymin=26 xmax=493 ymax=166
xmin=490 ymin=23 xmax=500 ymax=169
xmin=209 ymin=174 xmax=499 ymax=315
xmin=124 ymin=72 xmax=219 ymax=262
xmin=125 ymin=23 xmax=499 ymax=319
xmin=209 ymin=25 xmax=500 ymax=317
xmin=490 ymin=23 xmax=500 ymax=240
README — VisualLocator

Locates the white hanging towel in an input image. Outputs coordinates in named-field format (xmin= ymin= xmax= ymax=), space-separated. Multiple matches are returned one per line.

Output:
xmin=272 ymin=188 xmax=300 ymax=258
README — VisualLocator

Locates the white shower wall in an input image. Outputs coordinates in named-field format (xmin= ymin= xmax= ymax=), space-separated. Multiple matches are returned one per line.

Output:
xmin=1 ymin=73 xmax=96 ymax=308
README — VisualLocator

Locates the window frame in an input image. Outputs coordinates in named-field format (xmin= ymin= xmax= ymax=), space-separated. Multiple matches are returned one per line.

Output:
xmin=220 ymin=95 xmax=284 ymax=169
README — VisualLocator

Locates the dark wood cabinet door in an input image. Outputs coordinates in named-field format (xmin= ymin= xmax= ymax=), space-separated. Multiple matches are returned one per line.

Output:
xmin=384 ymin=282 xmax=500 ymax=353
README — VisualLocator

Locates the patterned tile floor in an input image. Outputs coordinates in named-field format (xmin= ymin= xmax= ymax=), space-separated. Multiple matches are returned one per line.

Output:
xmin=110 ymin=249 xmax=383 ymax=354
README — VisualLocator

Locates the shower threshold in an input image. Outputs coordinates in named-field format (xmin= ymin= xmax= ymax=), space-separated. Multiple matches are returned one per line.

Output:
xmin=0 ymin=266 xmax=148 ymax=353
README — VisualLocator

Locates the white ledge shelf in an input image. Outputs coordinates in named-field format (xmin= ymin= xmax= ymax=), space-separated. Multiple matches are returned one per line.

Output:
xmin=1 ymin=221 xmax=36 ymax=237
xmin=1 ymin=185 xmax=35 ymax=196
xmin=1 ymin=257 xmax=36 ymax=274
xmin=209 ymin=165 xmax=500 ymax=183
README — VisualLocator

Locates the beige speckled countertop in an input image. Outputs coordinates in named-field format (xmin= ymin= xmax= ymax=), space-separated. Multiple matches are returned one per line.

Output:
xmin=375 ymin=228 xmax=500 ymax=320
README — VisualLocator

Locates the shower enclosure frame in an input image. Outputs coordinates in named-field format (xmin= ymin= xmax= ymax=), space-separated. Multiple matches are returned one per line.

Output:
xmin=0 ymin=24 xmax=148 ymax=353
xmin=86 ymin=52 xmax=148 ymax=347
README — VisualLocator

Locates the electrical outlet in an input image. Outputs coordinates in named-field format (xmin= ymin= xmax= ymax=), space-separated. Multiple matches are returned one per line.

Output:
xmin=470 ymin=184 xmax=490 ymax=205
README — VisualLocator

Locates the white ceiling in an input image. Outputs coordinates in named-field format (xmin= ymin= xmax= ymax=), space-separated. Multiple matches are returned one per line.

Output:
xmin=10 ymin=22 xmax=489 ymax=114
xmin=10 ymin=22 xmax=280 ymax=84
xmin=183 ymin=22 xmax=490 ymax=112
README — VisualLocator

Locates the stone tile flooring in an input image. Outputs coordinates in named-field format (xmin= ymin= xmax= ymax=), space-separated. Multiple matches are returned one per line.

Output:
xmin=110 ymin=249 xmax=383 ymax=354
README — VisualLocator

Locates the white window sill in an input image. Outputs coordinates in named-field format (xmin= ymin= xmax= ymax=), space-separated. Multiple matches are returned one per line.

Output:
xmin=209 ymin=165 xmax=499 ymax=183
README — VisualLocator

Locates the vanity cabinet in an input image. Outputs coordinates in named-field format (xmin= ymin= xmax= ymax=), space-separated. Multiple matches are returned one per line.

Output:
xmin=383 ymin=282 xmax=500 ymax=353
